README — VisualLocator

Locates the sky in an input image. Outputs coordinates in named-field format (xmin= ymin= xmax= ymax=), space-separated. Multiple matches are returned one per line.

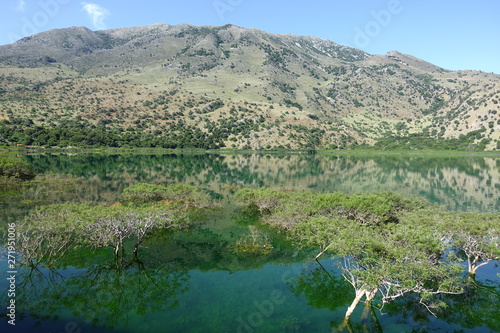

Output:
xmin=1 ymin=0 xmax=499 ymax=74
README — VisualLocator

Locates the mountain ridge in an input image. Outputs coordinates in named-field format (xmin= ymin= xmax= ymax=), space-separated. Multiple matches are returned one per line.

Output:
xmin=0 ymin=23 xmax=499 ymax=150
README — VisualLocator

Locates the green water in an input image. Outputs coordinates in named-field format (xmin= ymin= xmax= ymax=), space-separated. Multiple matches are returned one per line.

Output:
xmin=1 ymin=153 xmax=499 ymax=332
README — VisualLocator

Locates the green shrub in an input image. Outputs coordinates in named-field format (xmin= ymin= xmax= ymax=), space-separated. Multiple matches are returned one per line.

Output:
xmin=121 ymin=183 xmax=215 ymax=208
xmin=17 ymin=202 xmax=185 ymax=263
xmin=121 ymin=183 xmax=173 ymax=202
xmin=0 ymin=155 xmax=36 ymax=180
xmin=229 ymin=226 xmax=273 ymax=256
xmin=233 ymin=187 xmax=292 ymax=214
xmin=234 ymin=189 xmax=430 ymax=229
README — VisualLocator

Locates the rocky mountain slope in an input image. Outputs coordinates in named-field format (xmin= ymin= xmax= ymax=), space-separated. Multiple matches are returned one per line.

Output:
xmin=0 ymin=23 xmax=499 ymax=150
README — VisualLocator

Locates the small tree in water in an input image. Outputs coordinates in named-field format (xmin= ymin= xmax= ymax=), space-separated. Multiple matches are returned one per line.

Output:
xmin=82 ymin=207 xmax=180 ymax=260
xmin=295 ymin=216 xmax=464 ymax=321
xmin=17 ymin=203 xmax=186 ymax=265
xmin=234 ymin=188 xmax=471 ymax=323
xmin=16 ymin=184 xmax=219 ymax=266
xmin=400 ymin=209 xmax=500 ymax=278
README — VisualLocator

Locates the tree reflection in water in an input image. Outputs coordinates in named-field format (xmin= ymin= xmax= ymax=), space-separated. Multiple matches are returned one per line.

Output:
xmin=288 ymin=260 xmax=500 ymax=333
xmin=287 ymin=260 xmax=385 ymax=333
xmin=374 ymin=279 xmax=500 ymax=332
xmin=3 ymin=259 xmax=189 ymax=330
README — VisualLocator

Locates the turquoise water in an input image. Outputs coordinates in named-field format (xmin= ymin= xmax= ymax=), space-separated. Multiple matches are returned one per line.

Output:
xmin=1 ymin=153 xmax=499 ymax=332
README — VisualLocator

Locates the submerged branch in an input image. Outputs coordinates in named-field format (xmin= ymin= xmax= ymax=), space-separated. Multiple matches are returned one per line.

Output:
xmin=314 ymin=243 xmax=332 ymax=261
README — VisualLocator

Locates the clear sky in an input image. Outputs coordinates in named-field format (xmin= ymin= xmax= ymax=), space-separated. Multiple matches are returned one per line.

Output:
xmin=1 ymin=0 xmax=499 ymax=74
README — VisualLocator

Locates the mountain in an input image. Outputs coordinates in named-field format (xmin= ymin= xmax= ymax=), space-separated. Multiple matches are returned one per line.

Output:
xmin=0 ymin=23 xmax=499 ymax=150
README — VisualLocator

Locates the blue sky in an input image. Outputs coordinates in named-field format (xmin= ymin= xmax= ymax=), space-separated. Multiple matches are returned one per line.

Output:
xmin=1 ymin=0 xmax=499 ymax=74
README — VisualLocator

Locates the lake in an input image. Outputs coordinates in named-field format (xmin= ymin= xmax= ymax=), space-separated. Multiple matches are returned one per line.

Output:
xmin=1 ymin=152 xmax=499 ymax=332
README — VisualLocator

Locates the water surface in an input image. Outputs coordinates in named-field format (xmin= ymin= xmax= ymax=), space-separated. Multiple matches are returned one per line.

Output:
xmin=1 ymin=153 xmax=499 ymax=332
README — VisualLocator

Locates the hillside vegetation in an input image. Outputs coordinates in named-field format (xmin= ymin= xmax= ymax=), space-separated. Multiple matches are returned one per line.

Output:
xmin=0 ymin=24 xmax=499 ymax=150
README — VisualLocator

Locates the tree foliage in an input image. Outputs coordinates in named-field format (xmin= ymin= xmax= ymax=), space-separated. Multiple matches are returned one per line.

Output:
xmin=371 ymin=129 xmax=490 ymax=151
xmin=0 ymin=117 xmax=227 ymax=149
xmin=16 ymin=184 xmax=219 ymax=265
xmin=400 ymin=209 xmax=500 ymax=277
xmin=0 ymin=154 xmax=36 ymax=180
xmin=4 ymin=262 xmax=189 ymax=330
xmin=121 ymin=183 xmax=216 ymax=209
xmin=234 ymin=188 xmax=498 ymax=321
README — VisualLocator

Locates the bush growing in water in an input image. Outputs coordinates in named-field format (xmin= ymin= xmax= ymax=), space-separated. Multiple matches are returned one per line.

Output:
xmin=121 ymin=183 xmax=175 ymax=202
xmin=234 ymin=188 xmax=429 ymax=228
xmin=17 ymin=202 xmax=185 ymax=264
xmin=0 ymin=154 xmax=36 ymax=180
xmin=229 ymin=226 xmax=273 ymax=255
xmin=233 ymin=187 xmax=499 ymax=323
xmin=121 ymin=183 xmax=216 ymax=208
xmin=16 ymin=183 xmax=220 ymax=264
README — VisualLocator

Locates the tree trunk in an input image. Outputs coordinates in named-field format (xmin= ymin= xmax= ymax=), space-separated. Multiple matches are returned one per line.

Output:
xmin=337 ymin=318 xmax=355 ymax=333
xmin=345 ymin=289 xmax=366 ymax=319
xmin=469 ymin=265 xmax=477 ymax=279
xmin=468 ymin=255 xmax=492 ymax=278
xmin=133 ymin=239 xmax=143 ymax=258
xmin=113 ymin=244 xmax=121 ymax=268
xmin=360 ymin=288 xmax=381 ymax=332
xmin=314 ymin=244 xmax=331 ymax=260
xmin=369 ymin=302 xmax=384 ymax=333
xmin=467 ymin=255 xmax=477 ymax=277
xmin=114 ymin=243 xmax=120 ymax=258
xmin=365 ymin=287 xmax=378 ymax=303
xmin=361 ymin=304 xmax=371 ymax=323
